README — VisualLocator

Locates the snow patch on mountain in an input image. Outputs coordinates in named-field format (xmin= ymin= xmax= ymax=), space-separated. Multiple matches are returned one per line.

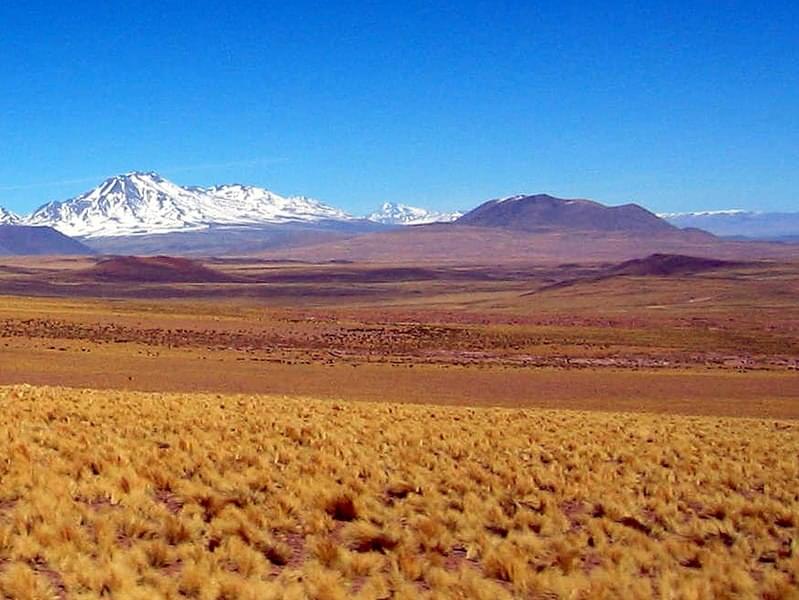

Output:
xmin=0 ymin=207 xmax=20 ymax=225
xmin=199 ymin=184 xmax=350 ymax=223
xmin=24 ymin=172 xmax=354 ymax=238
xmin=495 ymin=195 xmax=528 ymax=204
xmin=367 ymin=202 xmax=462 ymax=225
xmin=658 ymin=209 xmax=751 ymax=218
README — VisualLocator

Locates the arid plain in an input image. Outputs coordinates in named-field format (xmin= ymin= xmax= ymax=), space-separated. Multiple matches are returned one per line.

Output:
xmin=0 ymin=254 xmax=798 ymax=598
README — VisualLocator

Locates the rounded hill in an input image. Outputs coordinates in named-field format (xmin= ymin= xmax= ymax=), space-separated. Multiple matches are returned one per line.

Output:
xmin=84 ymin=256 xmax=236 ymax=283
xmin=456 ymin=194 xmax=677 ymax=233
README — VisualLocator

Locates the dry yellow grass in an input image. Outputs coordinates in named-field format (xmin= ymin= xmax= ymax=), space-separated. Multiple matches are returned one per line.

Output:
xmin=0 ymin=384 xmax=797 ymax=599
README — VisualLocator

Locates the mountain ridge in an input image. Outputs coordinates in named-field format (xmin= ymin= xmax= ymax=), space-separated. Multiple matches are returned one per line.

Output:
xmin=662 ymin=210 xmax=799 ymax=240
xmin=23 ymin=172 xmax=356 ymax=238
xmin=16 ymin=173 xmax=469 ymax=238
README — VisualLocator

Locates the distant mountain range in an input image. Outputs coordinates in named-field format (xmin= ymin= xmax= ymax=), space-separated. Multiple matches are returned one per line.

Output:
xmin=3 ymin=173 xmax=460 ymax=239
xmin=0 ymin=173 xmax=470 ymax=254
xmin=0 ymin=173 xmax=796 ymax=259
xmin=0 ymin=173 xmax=370 ymax=254
xmin=661 ymin=210 xmax=799 ymax=240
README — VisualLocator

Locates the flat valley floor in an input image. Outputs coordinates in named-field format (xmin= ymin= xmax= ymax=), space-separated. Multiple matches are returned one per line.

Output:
xmin=0 ymin=256 xmax=797 ymax=597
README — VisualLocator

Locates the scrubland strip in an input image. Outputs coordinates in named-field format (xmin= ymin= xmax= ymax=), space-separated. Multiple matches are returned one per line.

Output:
xmin=0 ymin=385 xmax=796 ymax=599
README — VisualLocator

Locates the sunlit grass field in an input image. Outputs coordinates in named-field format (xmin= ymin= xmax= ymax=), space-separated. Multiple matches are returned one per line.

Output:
xmin=0 ymin=385 xmax=796 ymax=599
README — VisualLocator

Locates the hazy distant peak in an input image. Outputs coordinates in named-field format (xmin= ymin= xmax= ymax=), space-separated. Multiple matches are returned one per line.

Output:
xmin=367 ymin=201 xmax=462 ymax=225
xmin=662 ymin=209 xmax=799 ymax=240
xmin=0 ymin=206 xmax=21 ymax=224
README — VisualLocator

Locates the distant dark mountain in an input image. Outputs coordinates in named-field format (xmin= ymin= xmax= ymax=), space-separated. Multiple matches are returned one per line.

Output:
xmin=0 ymin=225 xmax=94 ymax=256
xmin=456 ymin=194 xmax=677 ymax=233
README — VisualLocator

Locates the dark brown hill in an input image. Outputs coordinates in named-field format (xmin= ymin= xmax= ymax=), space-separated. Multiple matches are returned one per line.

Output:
xmin=0 ymin=225 xmax=94 ymax=256
xmin=456 ymin=194 xmax=677 ymax=233
xmin=84 ymin=256 xmax=236 ymax=283
xmin=527 ymin=253 xmax=750 ymax=295
xmin=607 ymin=254 xmax=744 ymax=277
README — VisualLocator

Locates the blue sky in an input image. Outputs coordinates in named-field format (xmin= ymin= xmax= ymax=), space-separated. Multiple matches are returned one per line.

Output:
xmin=1 ymin=1 xmax=797 ymax=216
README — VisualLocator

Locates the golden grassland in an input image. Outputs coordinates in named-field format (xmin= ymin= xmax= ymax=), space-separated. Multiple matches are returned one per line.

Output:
xmin=0 ymin=385 xmax=796 ymax=599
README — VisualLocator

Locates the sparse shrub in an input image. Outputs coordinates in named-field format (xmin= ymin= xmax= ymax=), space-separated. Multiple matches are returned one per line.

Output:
xmin=309 ymin=536 xmax=340 ymax=567
xmin=142 ymin=539 xmax=172 ymax=568
xmin=325 ymin=494 xmax=358 ymax=522
xmin=162 ymin=514 xmax=192 ymax=545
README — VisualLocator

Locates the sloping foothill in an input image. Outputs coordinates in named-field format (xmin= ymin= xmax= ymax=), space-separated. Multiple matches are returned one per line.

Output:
xmin=0 ymin=224 xmax=94 ymax=256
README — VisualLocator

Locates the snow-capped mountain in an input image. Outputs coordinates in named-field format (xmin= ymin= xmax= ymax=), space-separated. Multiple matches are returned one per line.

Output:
xmin=0 ymin=207 xmax=20 ymax=224
xmin=367 ymin=202 xmax=462 ymax=225
xmin=24 ymin=172 xmax=354 ymax=238
xmin=197 ymin=184 xmax=349 ymax=224
xmin=661 ymin=210 xmax=799 ymax=240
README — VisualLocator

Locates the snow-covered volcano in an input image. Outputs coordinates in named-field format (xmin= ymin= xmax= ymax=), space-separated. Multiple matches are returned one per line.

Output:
xmin=367 ymin=202 xmax=462 ymax=225
xmin=25 ymin=172 xmax=354 ymax=238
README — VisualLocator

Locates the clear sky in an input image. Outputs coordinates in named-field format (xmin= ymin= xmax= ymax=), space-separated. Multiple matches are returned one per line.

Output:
xmin=1 ymin=1 xmax=797 ymax=216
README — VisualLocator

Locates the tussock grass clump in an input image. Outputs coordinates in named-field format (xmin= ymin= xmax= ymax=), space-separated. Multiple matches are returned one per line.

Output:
xmin=343 ymin=521 xmax=399 ymax=554
xmin=0 ymin=384 xmax=796 ymax=598
xmin=324 ymin=494 xmax=358 ymax=522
